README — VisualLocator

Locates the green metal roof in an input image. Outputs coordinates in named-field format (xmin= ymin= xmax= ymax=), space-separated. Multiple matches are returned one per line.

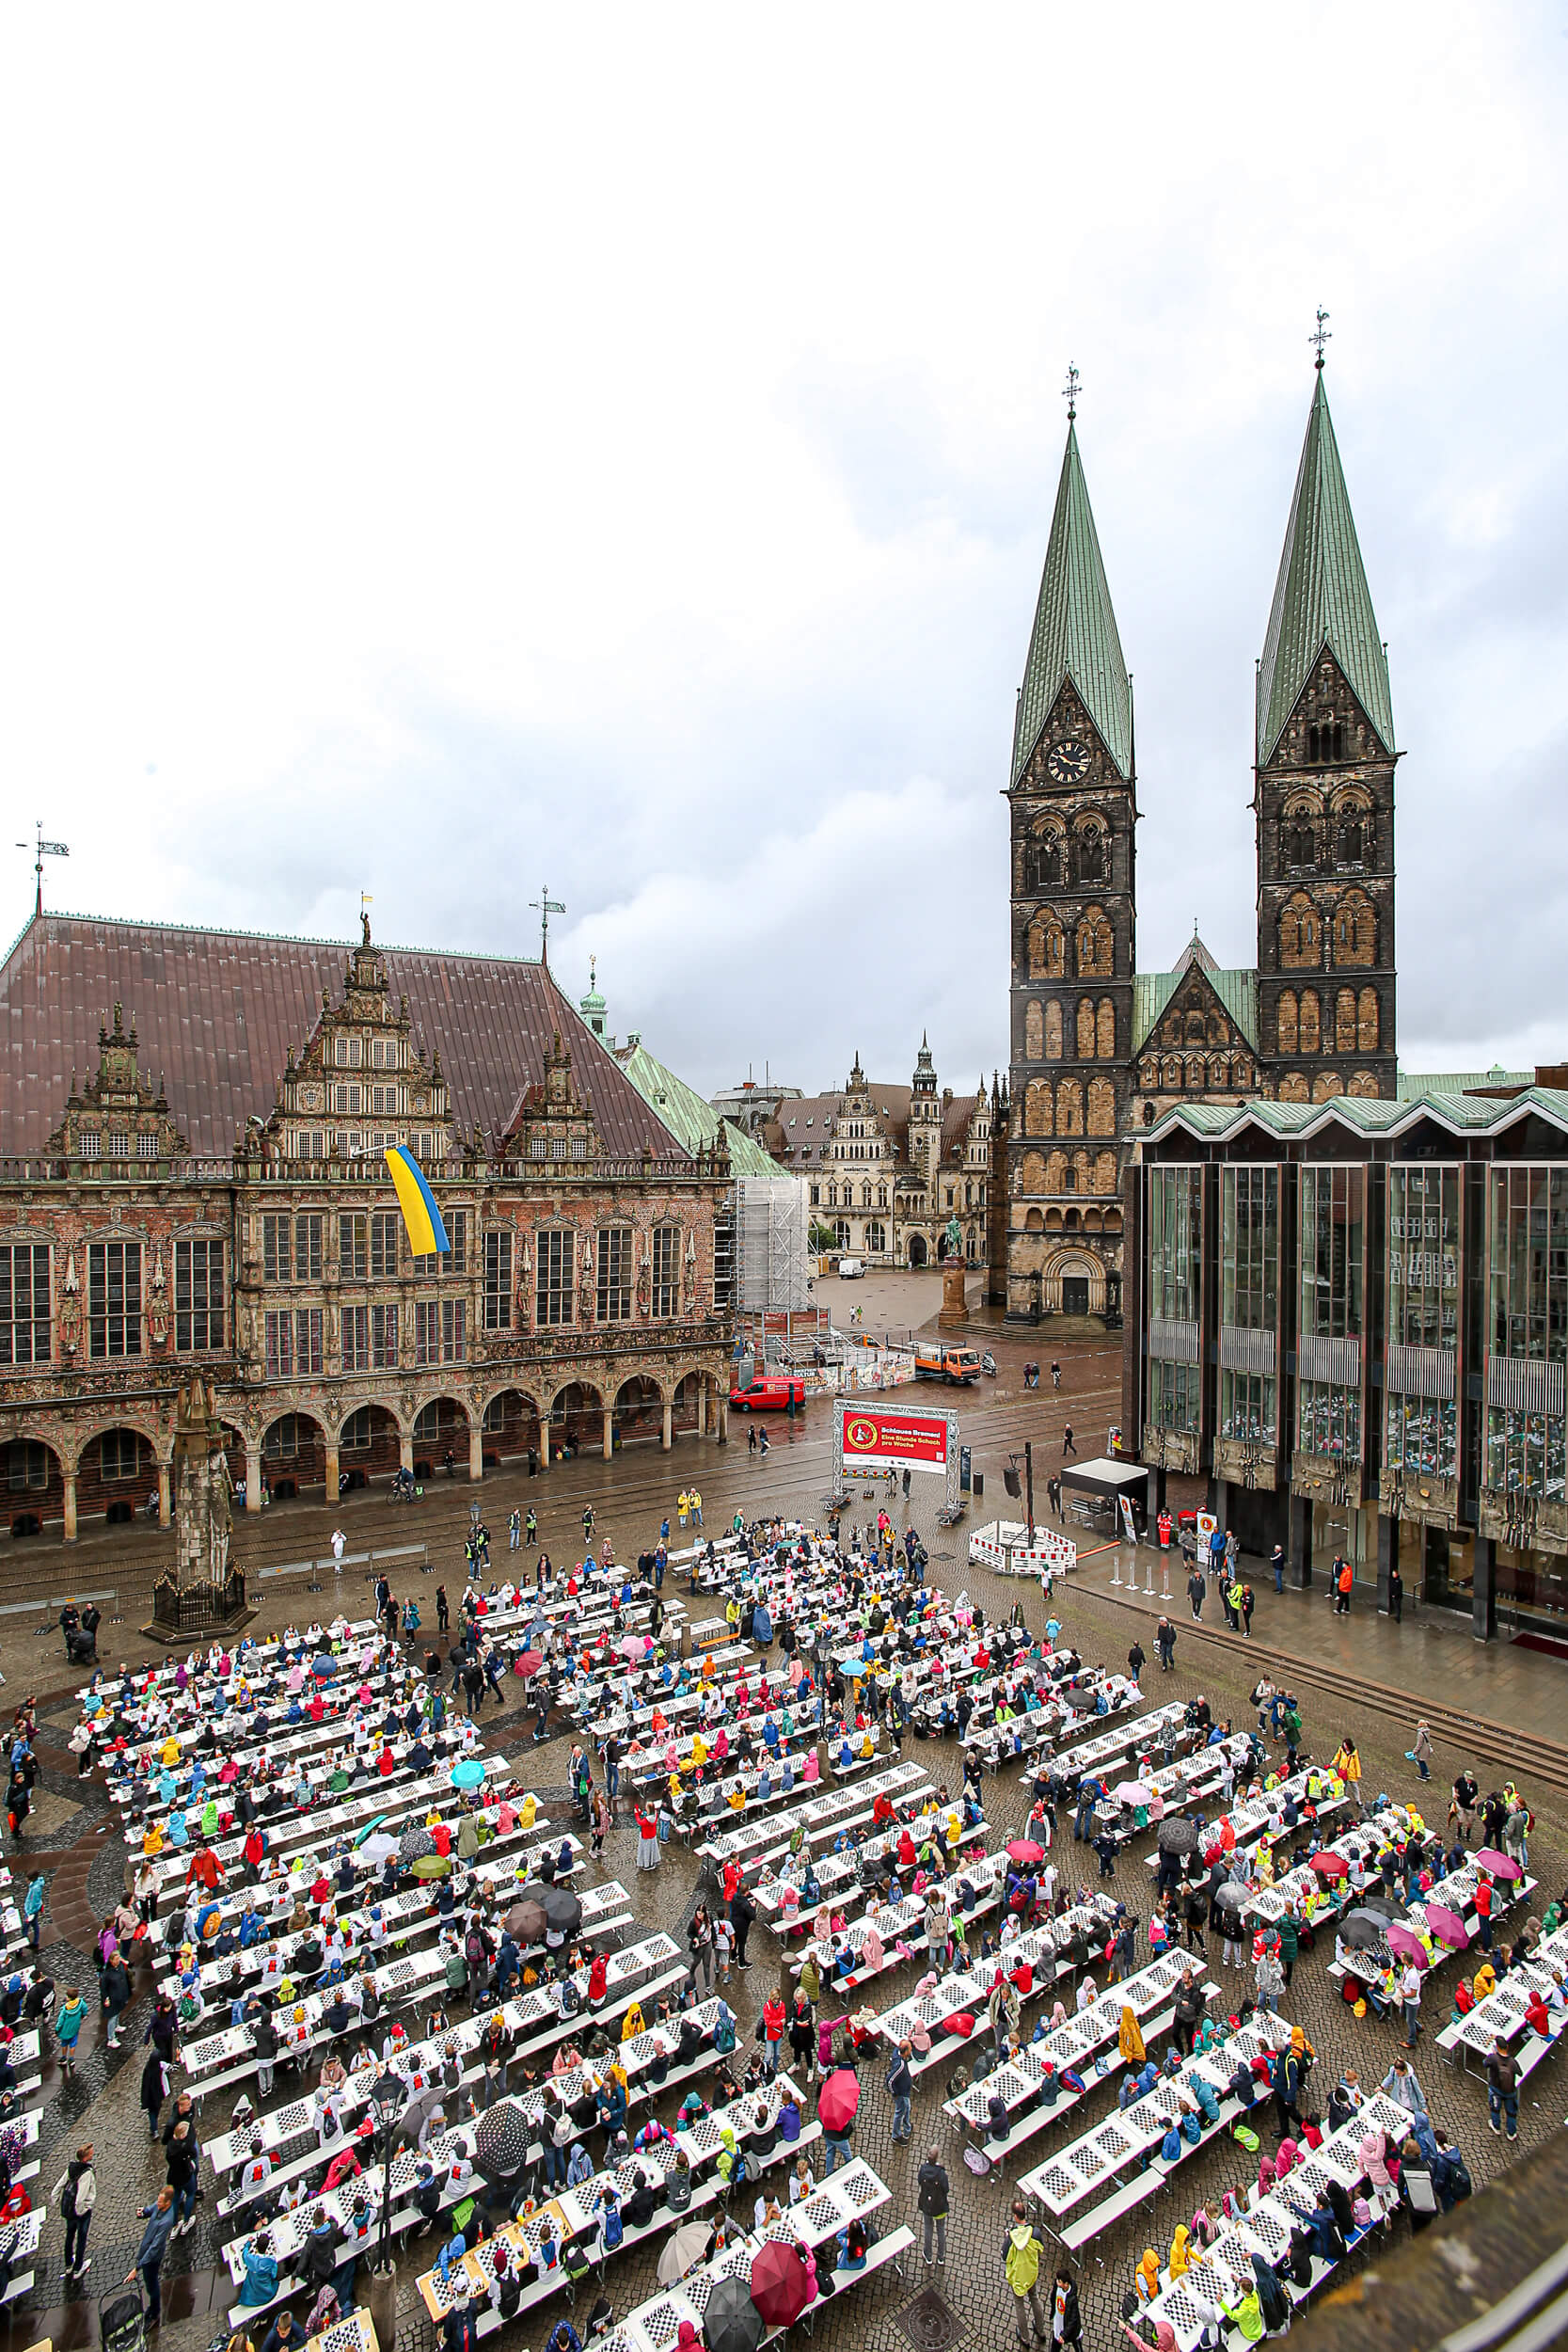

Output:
xmin=1146 ymin=1086 xmax=1568 ymax=1148
xmin=1011 ymin=421 xmax=1132 ymax=785
xmin=1132 ymin=960 xmax=1259 ymax=1055
xmin=613 ymin=1035 xmax=781 ymax=1176
xmin=1396 ymin=1068 xmax=1532 ymax=1101
xmin=1256 ymin=373 xmax=1395 ymax=765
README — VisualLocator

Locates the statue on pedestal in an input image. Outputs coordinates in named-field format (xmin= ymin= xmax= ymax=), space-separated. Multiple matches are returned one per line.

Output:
xmin=147 ymin=1378 xmax=252 ymax=1642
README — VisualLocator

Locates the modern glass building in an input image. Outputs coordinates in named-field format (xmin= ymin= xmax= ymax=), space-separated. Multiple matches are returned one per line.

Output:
xmin=1122 ymin=1082 xmax=1568 ymax=1645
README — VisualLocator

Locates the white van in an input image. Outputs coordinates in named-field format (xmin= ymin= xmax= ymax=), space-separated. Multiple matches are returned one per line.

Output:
xmin=837 ymin=1256 xmax=865 ymax=1279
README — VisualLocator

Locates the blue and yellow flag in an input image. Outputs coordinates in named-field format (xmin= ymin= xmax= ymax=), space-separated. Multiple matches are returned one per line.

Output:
xmin=384 ymin=1144 xmax=451 ymax=1258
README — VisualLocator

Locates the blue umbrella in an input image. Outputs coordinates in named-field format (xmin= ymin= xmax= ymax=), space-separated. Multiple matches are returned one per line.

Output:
xmin=451 ymin=1759 xmax=485 ymax=1790
xmin=311 ymin=1658 xmax=335 ymax=1679
xmin=354 ymin=1815 xmax=391 ymax=1847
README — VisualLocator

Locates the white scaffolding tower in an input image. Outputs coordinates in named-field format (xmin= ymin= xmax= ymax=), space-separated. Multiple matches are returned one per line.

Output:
xmin=734 ymin=1175 xmax=810 ymax=1312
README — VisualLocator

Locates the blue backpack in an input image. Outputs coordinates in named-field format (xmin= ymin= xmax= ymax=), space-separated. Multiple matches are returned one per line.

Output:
xmin=601 ymin=2200 xmax=624 ymax=2250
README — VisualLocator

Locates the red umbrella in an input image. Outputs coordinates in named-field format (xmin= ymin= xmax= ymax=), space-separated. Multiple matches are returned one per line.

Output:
xmin=750 ymin=2238 xmax=812 ymax=2328
xmin=516 ymin=1650 xmax=544 ymax=1679
xmin=1310 ymin=1851 xmax=1348 ymax=1881
xmin=1476 ymin=1848 xmax=1523 ymax=1881
xmin=817 ymin=2068 xmax=860 ymax=2134
xmin=1006 ymin=1839 xmax=1045 ymax=1866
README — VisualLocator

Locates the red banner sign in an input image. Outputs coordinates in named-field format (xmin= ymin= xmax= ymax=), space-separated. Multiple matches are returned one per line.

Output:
xmin=840 ymin=1408 xmax=950 ymax=1470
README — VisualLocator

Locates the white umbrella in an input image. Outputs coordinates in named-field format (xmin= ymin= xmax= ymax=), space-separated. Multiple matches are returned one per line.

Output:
xmin=359 ymin=1833 xmax=399 ymax=1864
xmin=657 ymin=2220 xmax=713 ymax=2284
xmin=1114 ymin=1781 xmax=1155 ymax=1806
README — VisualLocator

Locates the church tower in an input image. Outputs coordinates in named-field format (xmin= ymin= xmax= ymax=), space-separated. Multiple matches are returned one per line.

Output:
xmin=910 ymin=1031 xmax=941 ymax=1194
xmin=1255 ymin=360 xmax=1398 ymax=1103
xmin=1006 ymin=397 xmax=1135 ymax=1319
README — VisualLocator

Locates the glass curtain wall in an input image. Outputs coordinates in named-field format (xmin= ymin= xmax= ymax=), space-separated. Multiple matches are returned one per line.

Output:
xmin=1487 ymin=1166 xmax=1568 ymax=1507
xmin=1385 ymin=1166 xmax=1460 ymax=1483
xmin=1220 ymin=1167 xmax=1277 ymax=1442
xmin=1296 ymin=1165 xmax=1364 ymax=1461
xmin=1147 ymin=1167 xmax=1202 ymax=1439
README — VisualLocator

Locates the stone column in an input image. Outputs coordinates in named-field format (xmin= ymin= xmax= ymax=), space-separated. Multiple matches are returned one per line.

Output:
xmin=1153 ymin=1466 xmax=1167 ymax=1518
xmin=1290 ymin=1492 xmax=1312 ymax=1588
xmin=325 ymin=1444 xmax=340 ymax=1504
xmin=157 ymin=1462 xmax=172 ymax=1528
xmin=61 ymin=1470 xmax=78 ymax=1544
xmin=399 ymin=1431 xmax=414 ymax=1474
xmin=695 ymin=1383 xmax=706 ymax=1438
xmin=245 ymin=1441 xmax=263 ymax=1513
xmin=717 ymin=1400 xmax=729 ymax=1446
xmin=661 ymin=1400 xmax=673 ymax=1452
xmin=602 ymin=1406 xmax=613 ymax=1462
xmin=1473 ymin=1535 xmax=1497 ymax=1645
xmin=468 ymin=1424 xmax=483 ymax=1482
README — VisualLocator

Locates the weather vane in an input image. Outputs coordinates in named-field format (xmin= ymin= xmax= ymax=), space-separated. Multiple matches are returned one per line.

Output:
xmin=1063 ymin=363 xmax=1081 ymax=421
xmin=530 ymin=883 xmax=565 ymax=967
xmin=15 ymin=819 xmax=69 ymax=918
xmin=1310 ymin=308 xmax=1331 ymax=369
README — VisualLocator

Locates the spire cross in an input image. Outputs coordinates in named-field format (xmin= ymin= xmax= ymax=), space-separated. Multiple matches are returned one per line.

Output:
xmin=1310 ymin=308 xmax=1331 ymax=370
xmin=1062 ymin=363 xmax=1081 ymax=421
xmin=529 ymin=884 xmax=565 ymax=966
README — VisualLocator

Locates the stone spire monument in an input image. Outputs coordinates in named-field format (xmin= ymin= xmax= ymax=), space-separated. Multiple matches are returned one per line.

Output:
xmin=147 ymin=1378 xmax=253 ymax=1641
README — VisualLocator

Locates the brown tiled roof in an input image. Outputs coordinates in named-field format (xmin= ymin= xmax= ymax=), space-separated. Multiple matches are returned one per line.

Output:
xmin=0 ymin=913 xmax=686 ymax=1160
xmin=941 ymin=1092 xmax=981 ymax=1159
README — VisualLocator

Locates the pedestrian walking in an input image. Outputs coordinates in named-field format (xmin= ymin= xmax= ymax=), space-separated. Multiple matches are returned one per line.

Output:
xmin=23 ymin=1869 xmax=45 ymax=1950
xmin=126 ymin=2185 xmax=177 ymax=2327
xmin=1334 ymin=1556 xmax=1353 ymax=1614
xmin=331 ymin=1528 xmax=345 ymax=1569
xmin=1388 ymin=1563 xmax=1403 ymax=1623
xmin=1061 ymin=1425 xmax=1076 ymax=1459
xmin=1270 ymin=1543 xmax=1285 ymax=1593
xmin=56 ymin=2142 xmax=96 ymax=2280
xmin=1003 ymin=2202 xmax=1050 ymax=2347
xmin=55 ymin=1984 xmax=87 ymax=2078
xmin=1187 ymin=1569 xmax=1205 ymax=1622
xmin=917 ymin=2147 xmax=949 ymax=2267
xmin=1486 ymin=2039 xmax=1520 ymax=2139
xmin=509 ymin=1510 xmax=520 ymax=1552
xmin=1412 ymin=1721 xmax=1433 ymax=1782
xmin=141 ymin=2047 xmax=169 ymax=2140
xmin=100 ymin=1946 xmax=132 ymax=2047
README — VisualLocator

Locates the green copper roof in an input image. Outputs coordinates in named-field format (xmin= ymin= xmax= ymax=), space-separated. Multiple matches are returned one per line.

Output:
xmin=1132 ymin=955 xmax=1259 ymax=1054
xmin=1256 ymin=373 xmax=1395 ymax=765
xmin=613 ymin=1035 xmax=781 ymax=1176
xmin=1147 ymin=1086 xmax=1568 ymax=1148
xmin=1396 ymin=1067 xmax=1531 ymax=1101
xmin=1012 ymin=421 xmax=1132 ymax=785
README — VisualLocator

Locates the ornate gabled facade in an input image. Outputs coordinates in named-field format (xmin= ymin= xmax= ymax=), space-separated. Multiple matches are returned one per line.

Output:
xmin=0 ymin=912 xmax=732 ymax=1543
xmin=761 ymin=1041 xmax=999 ymax=1269
xmin=1006 ymin=358 xmax=1400 ymax=1323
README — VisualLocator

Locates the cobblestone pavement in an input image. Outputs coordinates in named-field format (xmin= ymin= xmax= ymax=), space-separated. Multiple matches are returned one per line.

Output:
xmin=6 ymin=1316 xmax=1566 ymax=2352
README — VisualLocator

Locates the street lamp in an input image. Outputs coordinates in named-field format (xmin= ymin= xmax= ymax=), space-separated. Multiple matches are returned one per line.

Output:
xmin=369 ymin=2070 xmax=405 ymax=2352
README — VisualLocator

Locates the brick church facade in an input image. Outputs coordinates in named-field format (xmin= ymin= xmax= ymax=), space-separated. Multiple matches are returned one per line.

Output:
xmin=1004 ymin=364 xmax=1400 ymax=1320
xmin=0 ymin=916 xmax=732 ymax=1542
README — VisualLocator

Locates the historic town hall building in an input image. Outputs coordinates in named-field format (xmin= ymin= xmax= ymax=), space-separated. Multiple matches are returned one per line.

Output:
xmin=0 ymin=914 xmax=732 ymax=1540
xmin=1005 ymin=361 xmax=1399 ymax=1320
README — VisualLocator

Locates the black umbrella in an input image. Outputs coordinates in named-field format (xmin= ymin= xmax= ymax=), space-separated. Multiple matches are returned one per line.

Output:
xmin=1158 ymin=1817 xmax=1199 ymax=1854
xmin=705 ymin=2274 xmax=765 ymax=2352
xmin=1339 ymin=1909 xmax=1390 ymax=1949
xmin=539 ymin=1884 xmax=582 ymax=1936
xmin=1355 ymin=1896 xmax=1403 ymax=1923
xmin=399 ymin=1824 xmax=436 ymax=1863
xmin=507 ymin=1899 xmax=548 ymax=1944
xmin=473 ymin=2097 xmax=531 ymax=2178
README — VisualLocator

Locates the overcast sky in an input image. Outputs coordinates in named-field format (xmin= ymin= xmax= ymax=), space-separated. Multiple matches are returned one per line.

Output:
xmin=3 ymin=6 xmax=1565 ymax=1099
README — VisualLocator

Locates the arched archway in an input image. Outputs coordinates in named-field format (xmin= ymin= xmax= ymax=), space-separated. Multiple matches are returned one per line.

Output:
xmin=549 ymin=1381 xmax=605 ymax=1464
xmin=78 ymin=1422 xmax=158 ymax=1525
xmin=409 ymin=1397 xmax=467 ymax=1483
xmin=672 ymin=1370 xmax=718 ymax=1442
xmin=612 ymin=1375 xmax=665 ymax=1451
xmin=261 ymin=1409 xmax=329 ymax=1502
xmin=908 ymin=1233 xmax=928 ymax=1269
xmin=479 ymin=1388 xmax=542 ymax=1472
xmin=3 ymin=1433 xmax=65 ymax=1538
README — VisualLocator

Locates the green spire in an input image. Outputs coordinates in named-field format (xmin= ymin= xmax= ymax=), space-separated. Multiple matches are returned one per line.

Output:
xmin=1257 ymin=372 xmax=1394 ymax=765
xmin=1011 ymin=421 xmax=1132 ymax=786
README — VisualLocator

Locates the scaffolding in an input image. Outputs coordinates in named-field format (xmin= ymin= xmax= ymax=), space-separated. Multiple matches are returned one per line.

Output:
xmin=734 ymin=1174 xmax=810 ymax=1313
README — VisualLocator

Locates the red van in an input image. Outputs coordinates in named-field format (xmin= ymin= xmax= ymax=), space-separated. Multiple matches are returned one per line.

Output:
xmin=729 ymin=1374 xmax=807 ymax=1413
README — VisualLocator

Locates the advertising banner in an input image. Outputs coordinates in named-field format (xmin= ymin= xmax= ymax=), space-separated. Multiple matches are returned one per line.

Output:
xmin=840 ymin=1407 xmax=950 ymax=1470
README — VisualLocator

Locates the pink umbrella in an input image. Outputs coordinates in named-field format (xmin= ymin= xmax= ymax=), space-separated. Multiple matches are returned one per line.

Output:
xmin=516 ymin=1649 xmax=543 ymax=1679
xmin=1007 ymin=1839 xmax=1045 ymax=1866
xmin=817 ymin=2067 xmax=860 ymax=2134
xmin=1310 ymin=1851 xmax=1348 ymax=1882
xmin=1476 ymin=1848 xmax=1523 ymax=1881
xmin=1385 ymin=1923 xmax=1430 ymax=1967
xmin=1423 ymin=1901 xmax=1467 ymax=1947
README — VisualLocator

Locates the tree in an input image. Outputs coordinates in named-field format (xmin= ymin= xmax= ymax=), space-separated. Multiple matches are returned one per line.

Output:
xmin=808 ymin=1220 xmax=838 ymax=1254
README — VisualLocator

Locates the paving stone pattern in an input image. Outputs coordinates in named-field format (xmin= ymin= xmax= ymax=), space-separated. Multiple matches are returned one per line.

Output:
xmin=3 ymin=1325 xmax=1563 ymax=2352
